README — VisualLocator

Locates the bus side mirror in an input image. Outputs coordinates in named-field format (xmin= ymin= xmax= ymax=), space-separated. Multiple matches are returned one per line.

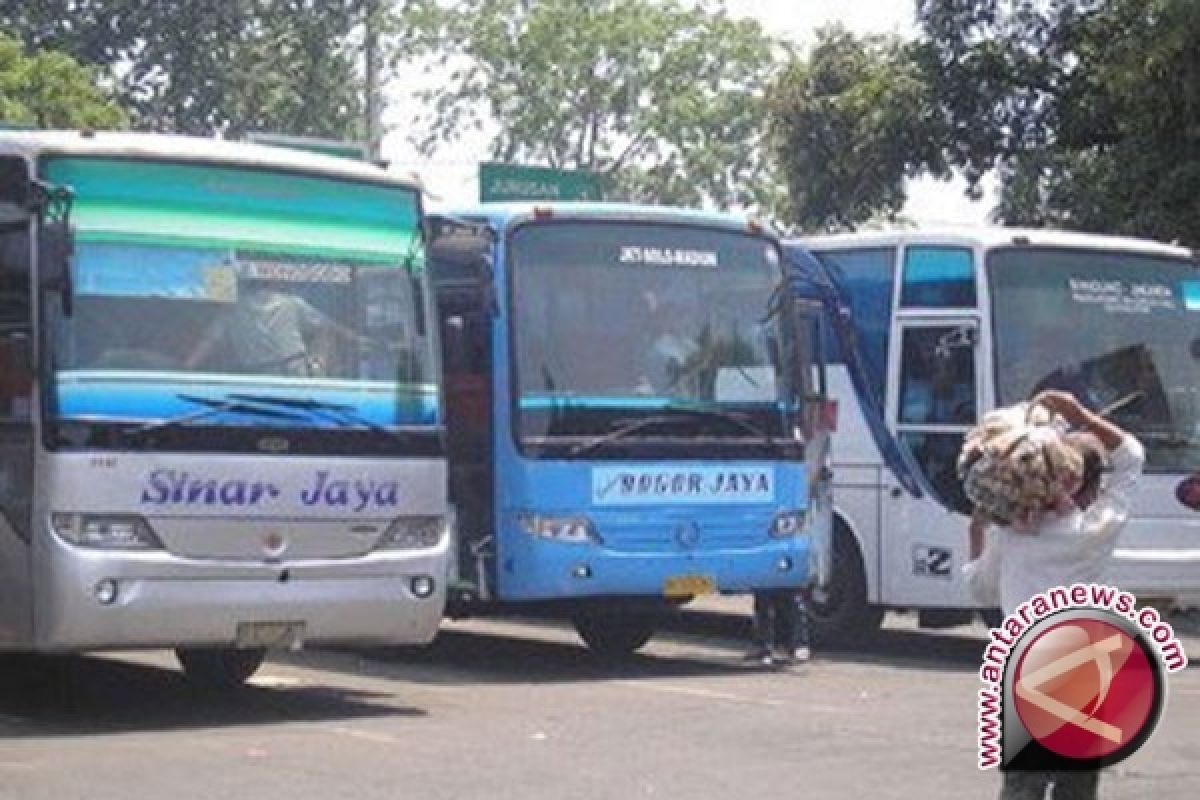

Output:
xmin=38 ymin=223 xmax=75 ymax=317
xmin=477 ymin=255 xmax=498 ymax=317
xmin=0 ymin=157 xmax=32 ymax=216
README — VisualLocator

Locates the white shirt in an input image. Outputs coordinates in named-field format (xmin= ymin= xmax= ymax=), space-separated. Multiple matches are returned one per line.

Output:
xmin=962 ymin=435 xmax=1145 ymax=616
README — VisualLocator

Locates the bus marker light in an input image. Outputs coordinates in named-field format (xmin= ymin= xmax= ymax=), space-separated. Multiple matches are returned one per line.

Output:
xmin=263 ymin=532 xmax=287 ymax=559
xmin=776 ymin=557 xmax=794 ymax=572
xmin=411 ymin=575 xmax=436 ymax=598
xmin=769 ymin=510 xmax=807 ymax=538
xmin=571 ymin=564 xmax=592 ymax=579
xmin=94 ymin=579 xmax=118 ymax=605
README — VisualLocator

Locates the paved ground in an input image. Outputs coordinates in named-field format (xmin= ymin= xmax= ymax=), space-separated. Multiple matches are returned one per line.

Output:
xmin=0 ymin=604 xmax=1196 ymax=800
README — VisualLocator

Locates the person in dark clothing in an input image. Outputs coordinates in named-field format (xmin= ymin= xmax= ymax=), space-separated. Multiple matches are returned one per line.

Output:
xmin=747 ymin=589 xmax=812 ymax=666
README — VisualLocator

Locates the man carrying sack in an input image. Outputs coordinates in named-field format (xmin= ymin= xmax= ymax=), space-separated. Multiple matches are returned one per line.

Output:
xmin=960 ymin=389 xmax=1145 ymax=800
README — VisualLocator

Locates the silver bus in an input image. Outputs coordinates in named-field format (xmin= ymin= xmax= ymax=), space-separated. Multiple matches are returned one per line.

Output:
xmin=0 ymin=131 xmax=449 ymax=686
xmin=788 ymin=228 xmax=1200 ymax=638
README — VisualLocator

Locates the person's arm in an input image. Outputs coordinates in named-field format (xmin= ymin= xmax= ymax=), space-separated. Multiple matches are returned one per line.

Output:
xmin=968 ymin=509 xmax=989 ymax=560
xmin=963 ymin=511 xmax=1001 ymax=606
xmin=1031 ymin=389 xmax=1124 ymax=451
xmin=1037 ymin=389 xmax=1145 ymax=531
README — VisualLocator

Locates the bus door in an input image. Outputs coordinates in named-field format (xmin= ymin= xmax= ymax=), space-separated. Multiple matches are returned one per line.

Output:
xmin=884 ymin=316 xmax=980 ymax=606
xmin=792 ymin=297 xmax=835 ymax=588
xmin=0 ymin=157 xmax=36 ymax=643
xmin=429 ymin=218 xmax=495 ymax=600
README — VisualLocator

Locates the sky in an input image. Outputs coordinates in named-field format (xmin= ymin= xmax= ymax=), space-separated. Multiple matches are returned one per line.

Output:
xmin=380 ymin=0 xmax=992 ymax=225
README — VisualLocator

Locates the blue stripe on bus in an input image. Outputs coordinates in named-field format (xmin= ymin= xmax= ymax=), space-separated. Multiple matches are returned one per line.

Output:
xmin=55 ymin=375 xmax=439 ymax=427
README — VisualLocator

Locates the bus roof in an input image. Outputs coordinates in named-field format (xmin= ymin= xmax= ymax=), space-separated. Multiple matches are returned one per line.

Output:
xmin=793 ymin=226 xmax=1192 ymax=260
xmin=0 ymin=129 xmax=422 ymax=191
xmin=439 ymin=201 xmax=774 ymax=235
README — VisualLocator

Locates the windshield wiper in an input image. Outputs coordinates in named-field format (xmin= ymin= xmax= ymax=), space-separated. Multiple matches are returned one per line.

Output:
xmin=567 ymin=408 xmax=774 ymax=456
xmin=127 ymin=394 xmax=307 ymax=438
xmin=225 ymin=393 xmax=419 ymax=446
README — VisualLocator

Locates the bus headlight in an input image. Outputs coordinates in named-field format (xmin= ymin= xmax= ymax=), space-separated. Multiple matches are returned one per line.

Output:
xmin=378 ymin=516 xmax=445 ymax=550
xmin=769 ymin=510 xmax=808 ymax=538
xmin=517 ymin=513 xmax=600 ymax=544
xmin=51 ymin=513 xmax=163 ymax=550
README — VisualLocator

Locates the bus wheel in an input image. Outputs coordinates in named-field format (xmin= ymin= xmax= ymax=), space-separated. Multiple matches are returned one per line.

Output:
xmin=809 ymin=528 xmax=883 ymax=643
xmin=979 ymin=608 xmax=1005 ymax=630
xmin=176 ymin=647 xmax=267 ymax=689
xmin=573 ymin=612 xmax=656 ymax=658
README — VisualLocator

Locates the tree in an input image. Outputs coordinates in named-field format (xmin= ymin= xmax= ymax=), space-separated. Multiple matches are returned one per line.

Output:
xmin=768 ymin=26 xmax=946 ymax=232
xmin=917 ymin=0 xmax=1200 ymax=245
xmin=0 ymin=1 xmax=367 ymax=140
xmin=0 ymin=33 xmax=126 ymax=129
xmin=402 ymin=0 xmax=783 ymax=210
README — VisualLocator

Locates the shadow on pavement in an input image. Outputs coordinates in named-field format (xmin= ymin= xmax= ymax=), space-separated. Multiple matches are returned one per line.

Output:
xmin=305 ymin=608 xmax=990 ymax=687
xmin=672 ymin=610 xmax=989 ymax=672
xmin=318 ymin=628 xmax=760 ymax=687
xmin=0 ymin=653 xmax=423 ymax=738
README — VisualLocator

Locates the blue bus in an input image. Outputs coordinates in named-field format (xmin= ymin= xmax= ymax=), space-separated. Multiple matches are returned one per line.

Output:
xmin=428 ymin=204 xmax=834 ymax=655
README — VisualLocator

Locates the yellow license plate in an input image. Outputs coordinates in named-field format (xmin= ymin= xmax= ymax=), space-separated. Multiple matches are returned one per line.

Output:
xmin=663 ymin=574 xmax=716 ymax=598
xmin=236 ymin=620 xmax=304 ymax=649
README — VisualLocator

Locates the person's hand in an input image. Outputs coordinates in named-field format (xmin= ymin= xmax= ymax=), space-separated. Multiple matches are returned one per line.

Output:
xmin=1031 ymin=389 xmax=1082 ymax=422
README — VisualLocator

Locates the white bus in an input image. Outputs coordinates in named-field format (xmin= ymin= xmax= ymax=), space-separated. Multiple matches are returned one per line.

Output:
xmin=787 ymin=228 xmax=1200 ymax=638
xmin=0 ymin=131 xmax=450 ymax=686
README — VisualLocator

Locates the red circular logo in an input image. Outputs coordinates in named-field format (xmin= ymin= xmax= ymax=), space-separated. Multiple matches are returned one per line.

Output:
xmin=1012 ymin=617 xmax=1159 ymax=762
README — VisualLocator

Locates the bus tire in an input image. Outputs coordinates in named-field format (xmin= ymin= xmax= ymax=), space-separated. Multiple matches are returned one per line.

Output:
xmin=572 ymin=612 xmax=656 ymax=658
xmin=980 ymin=608 xmax=1005 ymax=630
xmin=176 ymin=647 xmax=267 ymax=689
xmin=809 ymin=525 xmax=883 ymax=643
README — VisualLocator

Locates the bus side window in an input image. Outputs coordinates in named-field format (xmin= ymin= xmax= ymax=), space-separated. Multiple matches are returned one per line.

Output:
xmin=901 ymin=246 xmax=975 ymax=308
xmin=898 ymin=326 xmax=976 ymax=425
xmin=896 ymin=324 xmax=977 ymax=513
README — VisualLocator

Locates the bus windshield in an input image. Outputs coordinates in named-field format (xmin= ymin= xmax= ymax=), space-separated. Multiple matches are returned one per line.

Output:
xmin=510 ymin=220 xmax=791 ymax=443
xmin=989 ymin=246 xmax=1200 ymax=471
xmin=42 ymin=157 xmax=437 ymax=447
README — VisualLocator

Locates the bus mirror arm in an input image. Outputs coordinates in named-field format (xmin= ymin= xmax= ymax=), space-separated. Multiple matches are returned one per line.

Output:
xmin=478 ymin=255 xmax=499 ymax=317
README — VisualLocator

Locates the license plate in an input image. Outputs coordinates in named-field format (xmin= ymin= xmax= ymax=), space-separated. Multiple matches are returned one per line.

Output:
xmin=236 ymin=620 xmax=304 ymax=649
xmin=663 ymin=574 xmax=716 ymax=598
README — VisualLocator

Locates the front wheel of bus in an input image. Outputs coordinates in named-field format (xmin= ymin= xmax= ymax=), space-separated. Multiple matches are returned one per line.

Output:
xmin=176 ymin=647 xmax=267 ymax=689
xmin=573 ymin=612 xmax=656 ymax=658
xmin=809 ymin=527 xmax=883 ymax=644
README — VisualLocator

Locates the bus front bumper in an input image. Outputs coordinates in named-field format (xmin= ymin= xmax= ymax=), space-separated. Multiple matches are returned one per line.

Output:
xmin=1108 ymin=547 xmax=1200 ymax=608
xmin=34 ymin=546 xmax=448 ymax=652
xmin=496 ymin=539 xmax=814 ymax=602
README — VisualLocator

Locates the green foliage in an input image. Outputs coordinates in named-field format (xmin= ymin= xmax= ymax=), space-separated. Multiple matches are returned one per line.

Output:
xmin=0 ymin=1 xmax=366 ymax=139
xmin=403 ymin=0 xmax=783 ymax=210
xmin=917 ymin=0 xmax=1200 ymax=245
xmin=0 ymin=33 xmax=126 ymax=129
xmin=769 ymin=26 xmax=946 ymax=232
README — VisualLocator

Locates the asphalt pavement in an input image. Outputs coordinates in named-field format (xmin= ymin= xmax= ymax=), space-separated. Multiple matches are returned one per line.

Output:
xmin=0 ymin=604 xmax=1195 ymax=800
